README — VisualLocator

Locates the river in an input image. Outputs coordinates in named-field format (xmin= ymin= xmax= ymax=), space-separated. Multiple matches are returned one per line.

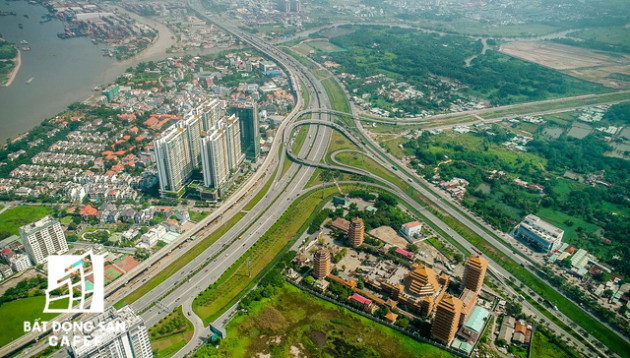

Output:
xmin=0 ymin=1 xmax=186 ymax=143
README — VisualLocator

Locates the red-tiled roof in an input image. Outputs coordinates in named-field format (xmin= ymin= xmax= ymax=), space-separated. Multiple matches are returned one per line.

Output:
xmin=395 ymin=248 xmax=414 ymax=259
xmin=80 ymin=205 xmax=99 ymax=217
xmin=332 ymin=218 xmax=350 ymax=232
xmin=349 ymin=293 xmax=372 ymax=305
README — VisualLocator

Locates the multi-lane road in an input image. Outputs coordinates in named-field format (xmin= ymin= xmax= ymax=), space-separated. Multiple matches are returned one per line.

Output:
xmin=6 ymin=2 xmax=628 ymax=358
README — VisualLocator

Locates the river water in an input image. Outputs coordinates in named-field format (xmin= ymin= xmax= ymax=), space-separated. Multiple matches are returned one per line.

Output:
xmin=0 ymin=1 xmax=124 ymax=142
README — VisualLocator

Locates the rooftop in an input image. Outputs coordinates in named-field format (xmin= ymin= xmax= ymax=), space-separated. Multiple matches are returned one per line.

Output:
xmin=463 ymin=306 xmax=489 ymax=334
xmin=349 ymin=293 xmax=372 ymax=305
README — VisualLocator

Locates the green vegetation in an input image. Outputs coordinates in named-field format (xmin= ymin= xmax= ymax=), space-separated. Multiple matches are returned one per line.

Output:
xmin=0 ymin=206 xmax=55 ymax=240
xmin=311 ymin=27 xmax=605 ymax=116
xmin=292 ymin=125 xmax=310 ymax=154
xmin=556 ymin=27 xmax=630 ymax=54
xmin=192 ymin=185 xmax=363 ymax=324
xmin=531 ymin=330 xmax=573 ymax=358
xmin=0 ymin=41 xmax=18 ymax=60
xmin=0 ymin=41 xmax=17 ymax=85
xmin=0 ymin=276 xmax=47 ymax=307
xmin=0 ymin=296 xmax=58 ymax=347
xmin=333 ymin=126 xmax=630 ymax=356
xmin=189 ymin=210 xmax=209 ymax=223
xmin=300 ymin=79 xmax=310 ymax=109
xmin=403 ymin=106 xmax=630 ymax=274
xmin=321 ymin=77 xmax=351 ymax=113
xmin=149 ymin=306 xmax=193 ymax=358
xmin=243 ymin=165 xmax=278 ymax=212
xmin=114 ymin=212 xmax=245 ymax=308
xmin=205 ymin=283 xmax=456 ymax=358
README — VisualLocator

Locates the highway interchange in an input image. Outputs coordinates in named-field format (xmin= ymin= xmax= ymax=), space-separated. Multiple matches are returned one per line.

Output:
xmin=5 ymin=1 xmax=630 ymax=357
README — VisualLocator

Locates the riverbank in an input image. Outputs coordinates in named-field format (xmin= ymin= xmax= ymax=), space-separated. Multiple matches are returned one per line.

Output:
xmin=3 ymin=47 xmax=21 ymax=88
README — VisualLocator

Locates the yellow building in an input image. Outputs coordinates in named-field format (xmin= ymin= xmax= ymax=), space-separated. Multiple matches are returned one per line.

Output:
xmin=348 ymin=217 xmax=365 ymax=247
xmin=431 ymin=294 xmax=463 ymax=345
xmin=313 ymin=248 xmax=331 ymax=279
xmin=405 ymin=264 xmax=440 ymax=296
xmin=463 ymin=255 xmax=488 ymax=292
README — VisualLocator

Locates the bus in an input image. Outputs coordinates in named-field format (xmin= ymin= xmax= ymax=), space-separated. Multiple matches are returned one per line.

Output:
xmin=472 ymin=247 xmax=483 ymax=255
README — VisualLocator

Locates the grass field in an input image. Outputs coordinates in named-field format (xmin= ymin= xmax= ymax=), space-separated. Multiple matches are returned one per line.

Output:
xmin=423 ymin=19 xmax=560 ymax=37
xmin=531 ymin=330 xmax=572 ymax=358
xmin=292 ymin=125 xmax=309 ymax=154
xmin=334 ymin=151 xmax=409 ymax=191
xmin=0 ymin=296 xmax=59 ymax=347
xmin=570 ymin=27 xmax=630 ymax=49
xmin=192 ymin=185 xmax=363 ymax=325
xmin=341 ymin=130 xmax=630 ymax=357
xmin=321 ymin=77 xmax=351 ymax=113
xmin=114 ymin=212 xmax=245 ymax=309
xmin=282 ymin=125 xmax=310 ymax=177
xmin=215 ymin=283 xmax=457 ymax=358
xmin=188 ymin=210 xmax=209 ymax=223
xmin=149 ymin=306 xmax=193 ymax=358
xmin=0 ymin=206 xmax=54 ymax=238
xmin=307 ymin=40 xmax=344 ymax=52
xmin=300 ymin=79 xmax=310 ymax=109
xmin=243 ymin=165 xmax=278 ymax=212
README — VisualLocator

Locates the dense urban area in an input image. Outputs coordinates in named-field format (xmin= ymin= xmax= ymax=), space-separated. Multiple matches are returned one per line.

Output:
xmin=0 ymin=0 xmax=629 ymax=358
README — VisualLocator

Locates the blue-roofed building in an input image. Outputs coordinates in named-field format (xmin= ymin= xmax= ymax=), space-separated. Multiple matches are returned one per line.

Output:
xmin=464 ymin=306 xmax=490 ymax=333
xmin=451 ymin=337 xmax=474 ymax=354
xmin=456 ymin=306 xmax=490 ymax=343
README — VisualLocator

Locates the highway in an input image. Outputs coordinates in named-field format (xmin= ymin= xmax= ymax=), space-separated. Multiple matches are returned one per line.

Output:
xmin=124 ymin=2 xmax=340 ymax=356
xmin=290 ymin=105 xmax=630 ymax=350
xmin=7 ymin=3 xmax=627 ymax=358
xmin=283 ymin=124 xmax=605 ymax=356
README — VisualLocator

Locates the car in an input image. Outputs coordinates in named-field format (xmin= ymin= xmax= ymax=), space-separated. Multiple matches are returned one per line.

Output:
xmin=205 ymin=269 xmax=208 ymax=272
xmin=187 ymin=312 xmax=191 ymax=316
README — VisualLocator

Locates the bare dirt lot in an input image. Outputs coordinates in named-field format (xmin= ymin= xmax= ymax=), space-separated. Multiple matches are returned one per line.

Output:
xmin=499 ymin=41 xmax=623 ymax=69
xmin=368 ymin=226 xmax=409 ymax=247
xmin=500 ymin=41 xmax=630 ymax=87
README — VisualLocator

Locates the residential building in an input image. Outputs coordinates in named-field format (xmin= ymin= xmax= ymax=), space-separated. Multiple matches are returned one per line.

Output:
xmin=154 ymin=114 xmax=203 ymax=196
xmin=513 ymin=214 xmax=564 ymax=253
xmin=498 ymin=316 xmax=516 ymax=344
xmin=68 ymin=306 xmax=152 ymax=358
xmin=348 ymin=217 xmax=365 ymax=247
xmin=229 ymin=101 xmax=260 ymax=161
xmin=0 ymin=264 xmax=13 ymax=279
xmin=139 ymin=225 xmax=167 ymax=248
xmin=19 ymin=216 xmax=68 ymax=265
xmin=431 ymin=294 xmax=463 ymax=345
xmin=188 ymin=98 xmax=222 ymax=131
xmin=400 ymin=221 xmax=422 ymax=240
xmin=10 ymin=254 xmax=31 ymax=272
xmin=200 ymin=114 xmax=243 ymax=195
xmin=201 ymin=129 xmax=229 ymax=191
xmin=406 ymin=264 xmax=440 ymax=296
xmin=463 ymin=255 xmax=488 ymax=293
xmin=223 ymin=114 xmax=244 ymax=171
xmin=313 ymin=248 xmax=331 ymax=279
xmin=513 ymin=321 xmax=529 ymax=345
